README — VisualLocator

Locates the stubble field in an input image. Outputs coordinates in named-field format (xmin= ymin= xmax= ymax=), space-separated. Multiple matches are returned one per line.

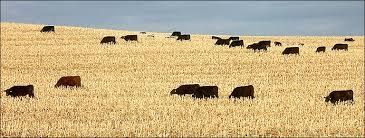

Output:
xmin=1 ymin=22 xmax=364 ymax=137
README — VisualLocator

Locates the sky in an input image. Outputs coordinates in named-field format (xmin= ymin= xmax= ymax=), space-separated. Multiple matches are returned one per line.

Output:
xmin=1 ymin=1 xmax=364 ymax=36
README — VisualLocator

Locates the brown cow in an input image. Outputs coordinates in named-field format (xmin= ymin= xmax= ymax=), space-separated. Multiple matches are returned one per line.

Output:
xmin=192 ymin=86 xmax=219 ymax=99
xmin=100 ymin=36 xmax=116 ymax=44
xmin=316 ymin=46 xmax=326 ymax=53
xmin=170 ymin=84 xmax=200 ymax=96
xmin=177 ymin=34 xmax=191 ymax=41
xmin=4 ymin=85 xmax=35 ymax=98
xmin=258 ymin=41 xmax=271 ymax=47
xmin=247 ymin=43 xmax=267 ymax=51
xmin=229 ymin=85 xmax=254 ymax=99
xmin=121 ymin=35 xmax=138 ymax=41
xmin=325 ymin=90 xmax=354 ymax=104
xmin=332 ymin=44 xmax=348 ymax=51
xmin=55 ymin=76 xmax=81 ymax=88
xmin=344 ymin=38 xmax=354 ymax=42
xmin=282 ymin=47 xmax=299 ymax=55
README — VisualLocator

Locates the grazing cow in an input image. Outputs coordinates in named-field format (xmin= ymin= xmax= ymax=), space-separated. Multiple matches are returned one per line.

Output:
xmin=229 ymin=85 xmax=254 ymax=99
xmin=299 ymin=43 xmax=304 ymax=46
xmin=192 ymin=86 xmax=219 ymax=99
xmin=332 ymin=44 xmax=348 ymax=51
xmin=215 ymin=39 xmax=231 ymax=45
xmin=4 ymin=85 xmax=35 ymax=98
xmin=282 ymin=47 xmax=299 ymax=55
xmin=229 ymin=40 xmax=244 ymax=48
xmin=40 ymin=26 xmax=55 ymax=32
xmin=140 ymin=32 xmax=146 ymax=34
xmin=100 ymin=36 xmax=116 ymax=44
xmin=325 ymin=90 xmax=354 ymax=104
xmin=247 ymin=43 xmax=267 ymax=51
xmin=274 ymin=41 xmax=282 ymax=46
xmin=55 ymin=76 xmax=82 ymax=88
xmin=170 ymin=84 xmax=200 ymax=96
xmin=147 ymin=35 xmax=154 ymax=38
xmin=121 ymin=35 xmax=138 ymax=41
xmin=171 ymin=31 xmax=181 ymax=36
xmin=344 ymin=38 xmax=355 ymax=42
xmin=212 ymin=36 xmax=221 ymax=40
xmin=258 ymin=41 xmax=271 ymax=47
xmin=229 ymin=37 xmax=239 ymax=41
xmin=177 ymin=34 xmax=191 ymax=41
xmin=316 ymin=46 xmax=326 ymax=53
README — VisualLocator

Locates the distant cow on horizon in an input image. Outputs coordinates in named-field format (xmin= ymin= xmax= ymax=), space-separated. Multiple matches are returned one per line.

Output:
xmin=121 ymin=35 xmax=138 ymax=41
xmin=4 ymin=85 xmax=35 ymax=98
xmin=40 ymin=26 xmax=55 ymax=32
xmin=177 ymin=34 xmax=191 ymax=41
xmin=171 ymin=31 xmax=181 ymax=36
xmin=100 ymin=36 xmax=116 ymax=44
xmin=212 ymin=36 xmax=221 ymax=40
xmin=344 ymin=38 xmax=354 ymax=42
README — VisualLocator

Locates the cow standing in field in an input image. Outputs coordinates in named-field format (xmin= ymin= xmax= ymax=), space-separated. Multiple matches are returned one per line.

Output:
xmin=332 ymin=44 xmax=348 ymax=51
xmin=258 ymin=41 xmax=271 ymax=47
xmin=140 ymin=32 xmax=146 ymax=34
xmin=274 ymin=41 xmax=282 ymax=46
xmin=316 ymin=46 xmax=326 ymax=53
xmin=282 ymin=47 xmax=299 ymax=55
xmin=100 ymin=36 xmax=116 ymax=44
xmin=121 ymin=35 xmax=138 ymax=41
xmin=170 ymin=84 xmax=200 ymax=96
xmin=192 ymin=86 xmax=219 ymax=99
xmin=229 ymin=40 xmax=244 ymax=48
xmin=247 ymin=43 xmax=267 ymax=51
xmin=177 ymin=34 xmax=191 ymax=41
xmin=55 ymin=76 xmax=82 ymax=88
xmin=212 ymin=36 xmax=221 ymax=40
xmin=171 ymin=31 xmax=181 ymax=37
xmin=344 ymin=38 xmax=355 ymax=42
xmin=325 ymin=90 xmax=354 ymax=104
xmin=298 ymin=43 xmax=304 ymax=46
xmin=229 ymin=85 xmax=255 ymax=99
xmin=215 ymin=39 xmax=231 ymax=45
xmin=4 ymin=85 xmax=35 ymax=98
xmin=40 ymin=26 xmax=55 ymax=32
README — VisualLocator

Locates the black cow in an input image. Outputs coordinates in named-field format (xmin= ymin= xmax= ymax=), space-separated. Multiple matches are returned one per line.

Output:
xmin=212 ymin=36 xmax=221 ymax=40
xmin=192 ymin=86 xmax=219 ymax=99
xmin=299 ymin=43 xmax=304 ymax=46
xmin=215 ymin=39 xmax=231 ymax=45
xmin=325 ymin=90 xmax=354 ymax=104
xmin=170 ymin=84 xmax=200 ymax=96
xmin=40 ymin=26 xmax=55 ymax=32
xmin=247 ymin=43 xmax=267 ymax=51
xmin=177 ymin=34 xmax=191 ymax=41
xmin=258 ymin=41 xmax=271 ymax=47
xmin=4 ymin=85 xmax=35 ymax=98
xmin=229 ymin=40 xmax=244 ymax=48
xmin=274 ymin=41 xmax=282 ymax=46
xmin=332 ymin=44 xmax=348 ymax=51
xmin=121 ymin=35 xmax=138 ymax=41
xmin=229 ymin=37 xmax=239 ymax=41
xmin=140 ymin=32 xmax=146 ymax=34
xmin=229 ymin=85 xmax=254 ymax=99
xmin=147 ymin=35 xmax=154 ymax=38
xmin=100 ymin=36 xmax=116 ymax=44
xmin=282 ymin=47 xmax=299 ymax=55
xmin=344 ymin=38 xmax=355 ymax=42
xmin=171 ymin=31 xmax=181 ymax=36
xmin=316 ymin=46 xmax=326 ymax=53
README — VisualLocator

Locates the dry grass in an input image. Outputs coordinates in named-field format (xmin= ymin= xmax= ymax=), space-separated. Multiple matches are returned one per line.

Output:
xmin=1 ymin=22 xmax=364 ymax=137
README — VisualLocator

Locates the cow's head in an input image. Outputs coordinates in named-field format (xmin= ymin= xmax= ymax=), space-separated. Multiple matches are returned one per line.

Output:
xmin=121 ymin=36 xmax=125 ymax=39
xmin=170 ymin=89 xmax=176 ymax=95
xmin=5 ymin=89 xmax=11 ymax=95
xmin=324 ymin=96 xmax=330 ymax=102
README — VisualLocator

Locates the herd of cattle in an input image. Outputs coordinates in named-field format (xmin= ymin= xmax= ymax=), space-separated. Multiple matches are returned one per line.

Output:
xmin=2 ymin=26 xmax=356 ymax=105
